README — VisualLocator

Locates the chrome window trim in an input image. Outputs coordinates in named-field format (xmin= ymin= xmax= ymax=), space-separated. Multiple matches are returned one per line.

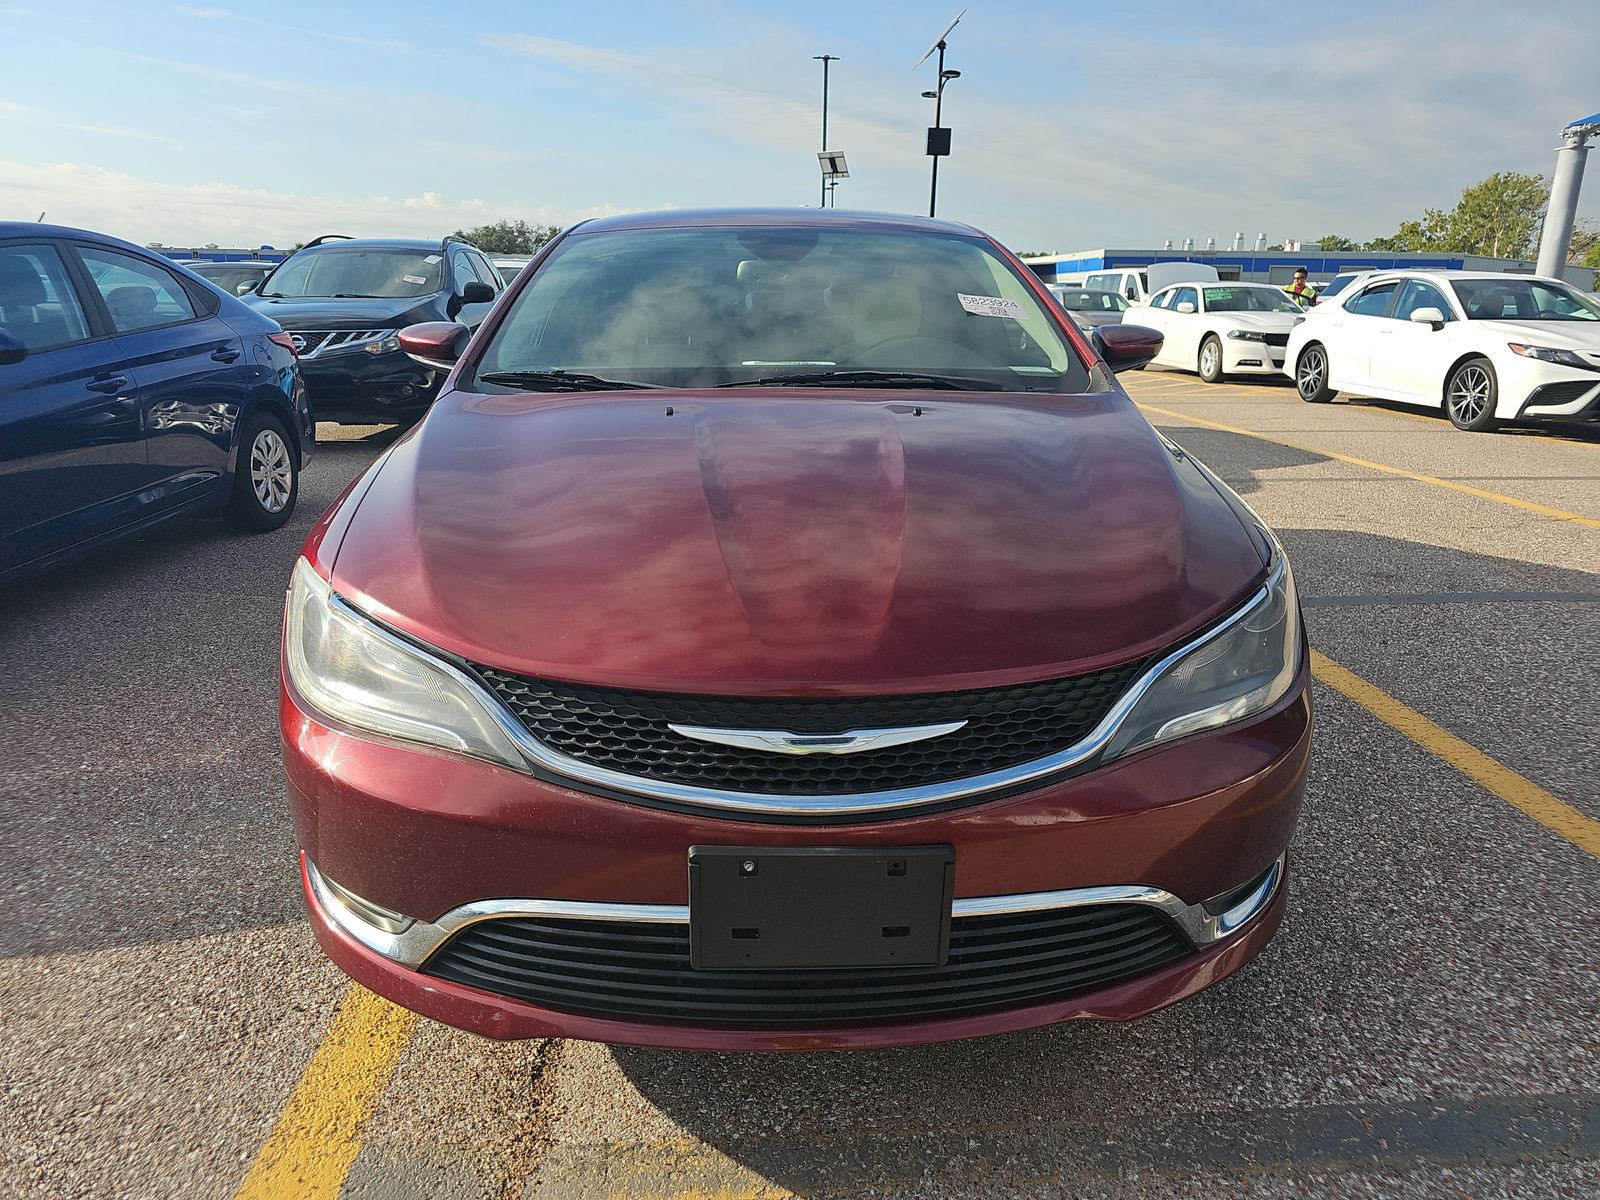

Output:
xmin=306 ymin=855 xmax=1283 ymax=969
xmin=322 ymin=555 xmax=1285 ymax=818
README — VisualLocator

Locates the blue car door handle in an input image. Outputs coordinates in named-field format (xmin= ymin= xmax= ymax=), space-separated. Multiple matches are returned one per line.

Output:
xmin=87 ymin=375 xmax=128 ymax=394
xmin=211 ymin=345 xmax=240 ymax=363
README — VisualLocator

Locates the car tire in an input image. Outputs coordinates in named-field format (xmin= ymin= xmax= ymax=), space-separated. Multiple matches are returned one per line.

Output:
xmin=1444 ymin=358 xmax=1500 ymax=433
xmin=223 ymin=412 xmax=299 ymax=532
xmin=1198 ymin=335 xmax=1224 ymax=384
xmin=1295 ymin=343 xmax=1333 ymax=403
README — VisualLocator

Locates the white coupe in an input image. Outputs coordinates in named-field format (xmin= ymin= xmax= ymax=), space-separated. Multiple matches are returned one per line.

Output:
xmin=1284 ymin=270 xmax=1600 ymax=432
xmin=1124 ymin=283 xmax=1304 ymax=383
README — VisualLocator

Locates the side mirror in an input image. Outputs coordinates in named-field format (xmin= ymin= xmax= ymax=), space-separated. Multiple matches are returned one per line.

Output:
xmin=236 ymin=280 xmax=259 ymax=296
xmin=0 ymin=328 xmax=28 ymax=366
xmin=1175 ymin=301 xmax=1196 ymax=314
xmin=1409 ymin=306 xmax=1445 ymax=329
xmin=397 ymin=322 xmax=471 ymax=371
xmin=1094 ymin=324 xmax=1163 ymax=373
xmin=459 ymin=281 xmax=496 ymax=305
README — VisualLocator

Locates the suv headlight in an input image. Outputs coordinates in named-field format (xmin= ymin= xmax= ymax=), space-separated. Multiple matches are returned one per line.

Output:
xmin=1102 ymin=554 xmax=1301 ymax=762
xmin=284 ymin=558 xmax=525 ymax=767
xmin=1226 ymin=330 xmax=1268 ymax=341
xmin=364 ymin=335 xmax=402 ymax=355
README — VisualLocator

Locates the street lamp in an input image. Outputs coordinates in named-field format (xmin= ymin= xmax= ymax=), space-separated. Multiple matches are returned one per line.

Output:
xmin=914 ymin=11 xmax=965 ymax=218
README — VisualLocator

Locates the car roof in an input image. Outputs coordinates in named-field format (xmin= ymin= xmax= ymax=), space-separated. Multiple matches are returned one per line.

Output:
xmin=0 ymin=221 xmax=165 ymax=252
xmin=570 ymin=207 xmax=984 ymax=238
xmin=1354 ymin=268 xmax=1566 ymax=284
xmin=293 ymin=238 xmax=446 ymax=251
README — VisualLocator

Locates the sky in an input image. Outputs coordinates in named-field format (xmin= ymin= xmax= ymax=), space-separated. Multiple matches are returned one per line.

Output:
xmin=1 ymin=0 xmax=1596 ymax=254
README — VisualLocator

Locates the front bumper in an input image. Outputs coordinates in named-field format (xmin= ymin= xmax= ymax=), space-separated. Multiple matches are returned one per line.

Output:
xmin=297 ymin=348 xmax=440 ymax=423
xmin=1222 ymin=337 xmax=1288 ymax=375
xmin=282 ymin=660 xmax=1311 ymax=1049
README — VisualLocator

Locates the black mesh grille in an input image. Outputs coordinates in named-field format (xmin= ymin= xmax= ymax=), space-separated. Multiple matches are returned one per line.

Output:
xmin=424 ymin=905 xmax=1189 ymax=1026
xmin=1527 ymin=380 xmax=1597 ymax=408
xmin=1263 ymin=333 xmax=1289 ymax=347
xmin=288 ymin=330 xmax=330 ymax=354
xmin=474 ymin=661 xmax=1149 ymax=795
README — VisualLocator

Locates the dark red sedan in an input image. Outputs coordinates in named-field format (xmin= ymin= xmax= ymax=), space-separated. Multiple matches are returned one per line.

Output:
xmin=281 ymin=209 xmax=1310 ymax=1050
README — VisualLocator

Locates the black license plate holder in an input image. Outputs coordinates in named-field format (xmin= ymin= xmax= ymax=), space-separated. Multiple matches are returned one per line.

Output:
xmin=688 ymin=845 xmax=955 ymax=970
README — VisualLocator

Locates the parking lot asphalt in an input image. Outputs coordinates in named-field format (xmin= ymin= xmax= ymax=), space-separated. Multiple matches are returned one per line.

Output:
xmin=2 ymin=376 xmax=1596 ymax=1200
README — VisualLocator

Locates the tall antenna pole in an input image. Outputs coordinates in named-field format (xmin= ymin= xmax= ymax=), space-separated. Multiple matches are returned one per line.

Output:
xmin=814 ymin=55 xmax=838 ymax=208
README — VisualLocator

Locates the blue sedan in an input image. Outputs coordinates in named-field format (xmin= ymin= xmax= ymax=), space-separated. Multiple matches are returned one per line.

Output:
xmin=0 ymin=223 xmax=313 ymax=583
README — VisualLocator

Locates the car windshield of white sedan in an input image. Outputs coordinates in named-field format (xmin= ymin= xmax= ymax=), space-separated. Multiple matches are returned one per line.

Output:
xmin=1451 ymin=279 xmax=1600 ymax=321
xmin=473 ymin=226 xmax=1090 ymax=392
xmin=1202 ymin=286 xmax=1302 ymax=314
xmin=260 ymin=249 xmax=442 ymax=299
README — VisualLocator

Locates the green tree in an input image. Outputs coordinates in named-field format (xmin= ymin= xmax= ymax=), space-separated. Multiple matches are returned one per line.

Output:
xmin=1567 ymin=218 xmax=1598 ymax=264
xmin=451 ymin=219 xmax=560 ymax=254
xmin=1443 ymin=171 xmax=1547 ymax=258
xmin=1367 ymin=173 xmax=1548 ymax=258
xmin=1312 ymin=234 xmax=1357 ymax=251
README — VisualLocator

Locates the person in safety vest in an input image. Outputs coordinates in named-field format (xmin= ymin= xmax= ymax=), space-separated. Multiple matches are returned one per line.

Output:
xmin=1283 ymin=268 xmax=1317 ymax=307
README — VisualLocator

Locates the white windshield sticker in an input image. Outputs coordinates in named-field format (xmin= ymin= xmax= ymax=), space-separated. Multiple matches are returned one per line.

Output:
xmin=958 ymin=293 xmax=1024 ymax=319
xmin=423 ymin=254 xmax=442 ymax=263
xmin=402 ymin=274 xmax=428 ymax=285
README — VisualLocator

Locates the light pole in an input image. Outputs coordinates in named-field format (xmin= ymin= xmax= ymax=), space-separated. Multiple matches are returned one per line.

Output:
xmin=914 ymin=11 xmax=964 ymax=219
xmin=813 ymin=54 xmax=838 ymax=207
xmin=921 ymin=66 xmax=960 ymax=218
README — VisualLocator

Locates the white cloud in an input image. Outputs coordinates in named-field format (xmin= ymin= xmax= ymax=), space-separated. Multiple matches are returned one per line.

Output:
xmin=0 ymin=101 xmax=169 ymax=143
xmin=486 ymin=34 xmax=648 ymax=74
xmin=0 ymin=161 xmax=631 ymax=247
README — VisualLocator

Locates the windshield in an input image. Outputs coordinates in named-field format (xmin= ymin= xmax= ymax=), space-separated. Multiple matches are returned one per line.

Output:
xmin=1059 ymin=290 xmax=1127 ymax=312
xmin=191 ymin=265 xmax=265 ymax=292
xmin=261 ymin=247 xmax=442 ymax=299
xmin=473 ymin=226 xmax=1089 ymax=392
xmin=1451 ymin=278 xmax=1600 ymax=321
xmin=1203 ymin=286 xmax=1302 ymax=314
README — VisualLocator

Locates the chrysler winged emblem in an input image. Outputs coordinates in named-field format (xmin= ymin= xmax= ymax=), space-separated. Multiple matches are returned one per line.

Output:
xmin=667 ymin=721 xmax=967 ymax=756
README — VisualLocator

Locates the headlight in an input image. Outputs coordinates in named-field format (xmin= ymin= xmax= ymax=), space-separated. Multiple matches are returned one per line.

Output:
xmin=364 ymin=335 xmax=402 ymax=355
xmin=284 ymin=558 xmax=525 ymax=767
xmin=1226 ymin=330 xmax=1268 ymax=341
xmin=1102 ymin=555 xmax=1300 ymax=762
xmin=1507 ymin=343 xmax=1591 ymax=369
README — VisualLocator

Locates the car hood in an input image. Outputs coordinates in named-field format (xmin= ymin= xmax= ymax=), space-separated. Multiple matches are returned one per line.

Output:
xmin=328 ymin=390 xmax=1269 ymax=694
xmin=1471 ymin=319 xmax=1600 ymax=352
xmin=244 ymin=294 xmax=435 ymax=328
xmin=1213 ymin=311 xmax=1300 ymax=332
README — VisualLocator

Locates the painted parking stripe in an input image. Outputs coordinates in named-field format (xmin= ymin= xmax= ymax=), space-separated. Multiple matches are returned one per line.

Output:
xmin=1137 ymin=402 xmax=1600 ymax=529
xmin=232 ymin=985 xmax=417 ymax=1200
xmin=1311 ymin=650 xmax=1599 ymax=859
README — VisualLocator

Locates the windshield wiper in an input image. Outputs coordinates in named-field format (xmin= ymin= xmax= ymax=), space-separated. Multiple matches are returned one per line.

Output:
xmin=477 ymin=370 xmax=658 ymax=392
xmin=715 ymin=369 xmax=1000 ymax=390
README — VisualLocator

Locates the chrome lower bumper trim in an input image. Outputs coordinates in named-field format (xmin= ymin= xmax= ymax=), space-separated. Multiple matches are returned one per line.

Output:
xmin=306 ymin=854 xmax=1284 ymax=970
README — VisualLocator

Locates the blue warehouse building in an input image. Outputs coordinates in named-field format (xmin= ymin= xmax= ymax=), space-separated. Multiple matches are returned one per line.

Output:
xmin=1020 ymin=247 xmax=1584 ymax=287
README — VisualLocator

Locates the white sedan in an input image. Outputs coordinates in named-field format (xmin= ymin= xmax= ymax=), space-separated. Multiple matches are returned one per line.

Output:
xmin=1285 ymin=270 xmax=1600 ymax=432
xmin=1125 ymin=283 xmax=1304 ymax=382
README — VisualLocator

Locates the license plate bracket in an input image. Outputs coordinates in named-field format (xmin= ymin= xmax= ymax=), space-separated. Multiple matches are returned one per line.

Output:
xmin=688 ymin=845 xmax=955 ymax=970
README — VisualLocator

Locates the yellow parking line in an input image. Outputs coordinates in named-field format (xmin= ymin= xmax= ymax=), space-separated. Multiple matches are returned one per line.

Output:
xmin=232 ymin=985 xmax=418 ymax=1200
xmin=1311 ymin=651 xmax=1599 ymax=859
xmin=1137 ymin=402 xmax=1600 ymax=529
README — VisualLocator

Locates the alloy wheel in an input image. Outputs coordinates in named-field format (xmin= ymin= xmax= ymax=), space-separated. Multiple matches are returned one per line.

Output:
xmin=1297 ymin=348 xmax=1325 ymax=398
xmin=1448 ymin=365 xmax=1492 ymax=425
xmin=250 ymin=428 xmax=293 ymax=513
xmin=1200 ymin=342 xmax=1219 ymax=377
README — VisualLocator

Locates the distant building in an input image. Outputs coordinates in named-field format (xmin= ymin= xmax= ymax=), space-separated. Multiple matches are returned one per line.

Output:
xmin=147 ymin=244 xmax=289 ymax=264
xmin=1023 ymin=247 xmax=1592 ymax=287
